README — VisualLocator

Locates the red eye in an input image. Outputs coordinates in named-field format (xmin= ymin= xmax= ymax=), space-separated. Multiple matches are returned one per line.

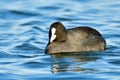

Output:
xmin=57 ymin=29 xmax=60 ymax=33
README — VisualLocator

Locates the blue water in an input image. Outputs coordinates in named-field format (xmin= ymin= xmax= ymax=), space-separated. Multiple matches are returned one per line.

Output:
xmin=0 ymin=0 xmax=120 ymax=80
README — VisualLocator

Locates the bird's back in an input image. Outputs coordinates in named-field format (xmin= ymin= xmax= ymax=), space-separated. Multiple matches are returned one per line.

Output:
xmin=67 ymin=27 xmax=106 ymax=51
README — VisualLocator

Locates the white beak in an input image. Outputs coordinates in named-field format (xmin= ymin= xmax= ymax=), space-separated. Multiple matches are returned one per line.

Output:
xmin=50 ymin=28 xmax=56 ymax=42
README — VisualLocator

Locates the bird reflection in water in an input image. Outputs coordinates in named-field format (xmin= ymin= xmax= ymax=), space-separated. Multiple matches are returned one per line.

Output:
xmin=50 ymin=52 xmax=102 ymax=73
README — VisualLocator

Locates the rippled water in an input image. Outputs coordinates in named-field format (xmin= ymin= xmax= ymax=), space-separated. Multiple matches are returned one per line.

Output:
xmin=0 ymin=0 xmax=120 ymax=80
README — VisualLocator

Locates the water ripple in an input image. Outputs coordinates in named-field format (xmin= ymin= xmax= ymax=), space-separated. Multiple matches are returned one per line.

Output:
xmin=10 ymin=10 xmax=41 ymax=16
